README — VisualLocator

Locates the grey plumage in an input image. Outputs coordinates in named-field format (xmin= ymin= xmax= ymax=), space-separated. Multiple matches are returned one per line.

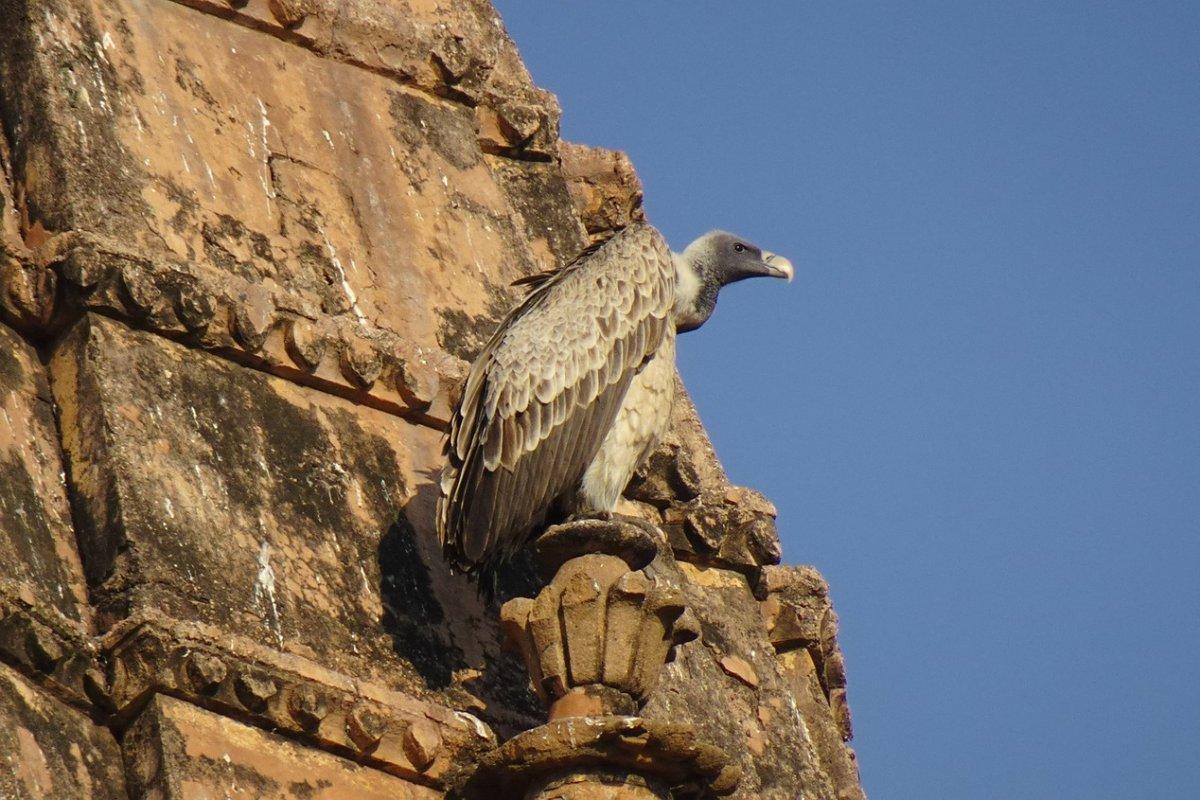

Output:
xmin=438 ymin=222 xmax=791 ymax=588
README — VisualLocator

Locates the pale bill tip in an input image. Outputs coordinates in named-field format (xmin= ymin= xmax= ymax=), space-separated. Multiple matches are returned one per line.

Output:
xmin=763 ymin=251 xmax=795 ymax=283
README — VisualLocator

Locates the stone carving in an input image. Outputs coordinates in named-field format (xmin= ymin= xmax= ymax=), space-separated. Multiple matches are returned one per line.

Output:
xmin=13 ymin=230 xmax=468 ymax=426
xmin=0 ymin=597 xmax=104 ymax=711
xmin=464 ymin=716 xmax=741 ymax=800
xmin=501 ymin=520 xmax=699 ymax=720
xmin=463 ymin=518 xmax=739 ymax=799
xmin=103 ymin=619 xmax=495 ymax=785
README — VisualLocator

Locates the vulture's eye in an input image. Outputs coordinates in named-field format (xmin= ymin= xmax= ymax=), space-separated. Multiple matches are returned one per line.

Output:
xmin=733 ymin=243 xmax=746 ymax=253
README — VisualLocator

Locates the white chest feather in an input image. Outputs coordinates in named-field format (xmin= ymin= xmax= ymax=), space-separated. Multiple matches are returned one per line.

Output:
xmin=578 ymin=331 xmax=677 ymax=511
xmin=673 ymin=254 xmax=702 ymax=320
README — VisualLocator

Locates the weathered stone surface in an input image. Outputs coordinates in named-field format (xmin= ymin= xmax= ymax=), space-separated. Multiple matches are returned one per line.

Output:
xmin=0 ymin=100 xmax=55 ymax=331
xmin=51 ymin=314 xmax=538 ymax=732
xmin=756 ymin=566 xmax=854 ymax=739
xmin=0 ymin=0 xmax=556 ymax=350
xmin=0 ymin=662 xmax=126 ymax=799
xmin=500 ymin=526 xmax=698 ymax=715
xmin=125 ymin=693 xmax=439 ymax=799
xmin=560 ymin=142 xmax=646 ymax=239
xmin=754 ymin=565 xmax=863 ymax=800
xmin=0 ymin=323 xmax=91 ymax=628
xmin=639 ymin=556 xmax=843 ymax=800
xmin=776 ymin=649 xmax=865 ymax=800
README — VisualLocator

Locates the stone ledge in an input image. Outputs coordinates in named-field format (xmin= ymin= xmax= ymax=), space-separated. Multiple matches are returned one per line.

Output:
xmin=455 ymin=715 xmax=740 ymax=800
xmin=0 ymin=591 xmax=106 ymax=713
xmin=125 ymin=692 xmax=440 ymax=799
xmin=20 ymin=230 xmax=467 ymax=428
xmin=0 ymin=591 xmax=500 ymax=789
xmin=162 ymin=0 xmax=560 ymax=158
xmin=102 ymin=613 xmax=496 ymax=786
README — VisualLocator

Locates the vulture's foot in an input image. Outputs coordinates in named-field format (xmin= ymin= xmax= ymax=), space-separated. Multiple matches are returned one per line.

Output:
xmin=564 ymin=510 xmax=661 ymax=539
xmin=537 ymin=513 xmax=663 ymax=576
xmin=611 ymin=513 xmax=665 ymax=542
xmin=566 ymin=509 xmax=614 ymax=523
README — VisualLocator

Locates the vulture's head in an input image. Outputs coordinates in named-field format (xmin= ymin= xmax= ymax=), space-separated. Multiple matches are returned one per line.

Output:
xmin=673 ymin=231 xmax=794 ymax=333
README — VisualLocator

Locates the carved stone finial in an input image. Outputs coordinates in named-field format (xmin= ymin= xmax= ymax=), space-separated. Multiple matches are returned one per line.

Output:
xmin=501 ymin=552 xmax=697 ymax=720
xmin=464 ymin=517 xmax=735 ymax=800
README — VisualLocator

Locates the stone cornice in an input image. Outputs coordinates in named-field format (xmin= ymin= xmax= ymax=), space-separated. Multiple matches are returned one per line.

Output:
xmin=0 ymin=584 xmax=497 ymax=788
xmin=8 ymin=229 xmax=468 ymax=428
xmin=162 ymin=0 xmax=560 ymax=159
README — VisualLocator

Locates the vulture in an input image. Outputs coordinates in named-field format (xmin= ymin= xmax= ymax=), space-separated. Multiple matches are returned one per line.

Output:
xmin=437 ymin=222 xmax=793 ymax=588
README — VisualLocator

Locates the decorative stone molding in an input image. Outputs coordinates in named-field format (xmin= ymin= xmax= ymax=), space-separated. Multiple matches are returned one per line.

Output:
xmin=0 ymin=592 xmax=105 ymax=712
xmin=1 ymin=593 xmax=504 ymax=789
xmin=102 ymin=616 xmax=496 ymax=787
xmin=460 ymin=716 xmax=741 ymax=800
xmin=464 ymin=518 xmax=738 ymax=799
xmin=165 ymin=0 xmax=560 ymax=159
xmin=25 ymin=230 xmax=467 ymax=427
xmin=501 ymin=521 xmax=699 ymax=719
xmin=754 ymin=565 xmax=852 ymax=741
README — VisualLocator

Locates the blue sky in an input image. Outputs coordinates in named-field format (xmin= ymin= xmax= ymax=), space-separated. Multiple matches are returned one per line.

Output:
xmin=493 ymin=2 xmax=1200 ymax=797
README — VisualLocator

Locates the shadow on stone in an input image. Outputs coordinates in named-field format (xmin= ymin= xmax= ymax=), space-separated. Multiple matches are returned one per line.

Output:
xmin=378 ymin=469 xmax=543 ymax=730
xmin=377 ymin=495 xmax=459 ymax=689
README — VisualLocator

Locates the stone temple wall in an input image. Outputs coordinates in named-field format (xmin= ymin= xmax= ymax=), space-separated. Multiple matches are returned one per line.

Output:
xmin=0 ymin=1 xmax=864 ymax=797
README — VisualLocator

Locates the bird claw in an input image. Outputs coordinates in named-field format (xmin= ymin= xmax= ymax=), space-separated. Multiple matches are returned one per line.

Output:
xmin=563 ymin=510 xmax=662 ymax=540
xmin=565 ymin=510 xmax=613 ymax=524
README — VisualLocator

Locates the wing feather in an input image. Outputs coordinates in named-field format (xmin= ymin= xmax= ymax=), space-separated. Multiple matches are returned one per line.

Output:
xmin=437 ymin=223 xmax=676 ymax=583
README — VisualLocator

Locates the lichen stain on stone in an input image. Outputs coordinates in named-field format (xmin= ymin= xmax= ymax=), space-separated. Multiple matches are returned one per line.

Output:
xmin=0 ymin=453 xmax=57 ymax=577
xmin=200 ymin=212 xmax=275 ymax=283
xmin=172 ymin=55 xmax=218 ymax=109
xmin=387 ymin=90 xmax=481 ymax=173
xmin=19 ymin=0 xmax=152 ymax=239
xmin=287 ymin=777 xmax=336 ymax=798
xmin=0 ymin=341 xmax=25 ymax=390
xmin=487 ymin=159 xmax=589 ymax=266
xmin=436 ymin=307 xmax=494 ymax=363
xmin=436 ymin=283 xmax=514 ymax=363
xmin=323 ymin=406 xmax=409 ymax=522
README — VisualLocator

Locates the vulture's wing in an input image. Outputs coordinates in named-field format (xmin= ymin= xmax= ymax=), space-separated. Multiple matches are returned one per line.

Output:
xmin=438 ymin=223 xmax=675 ymax=583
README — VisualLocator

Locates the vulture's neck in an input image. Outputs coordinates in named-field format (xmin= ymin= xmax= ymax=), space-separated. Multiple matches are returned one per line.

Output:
xmin=672 ymin=251 xmax=718 ymax=333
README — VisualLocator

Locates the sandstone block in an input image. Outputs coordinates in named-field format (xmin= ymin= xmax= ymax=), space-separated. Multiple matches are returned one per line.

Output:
xmin=0 ymin=662 xmax=125 ymax=799
xmin=0 ymin=322 xmax=90 ymax=628
xmin=560 ymin=141 xmax=646 ymax=238
xmin=0 ymin=0 xmax=558 ymax=359
xmin=124 ymin=693 xmax=439 ymax=799
xmin=50 ymin=314 xmax=533 ymax=728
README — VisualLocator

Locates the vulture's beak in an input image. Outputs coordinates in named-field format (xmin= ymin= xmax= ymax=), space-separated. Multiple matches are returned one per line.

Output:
xmin=761 ymin=251 xmax=795 ymax=283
